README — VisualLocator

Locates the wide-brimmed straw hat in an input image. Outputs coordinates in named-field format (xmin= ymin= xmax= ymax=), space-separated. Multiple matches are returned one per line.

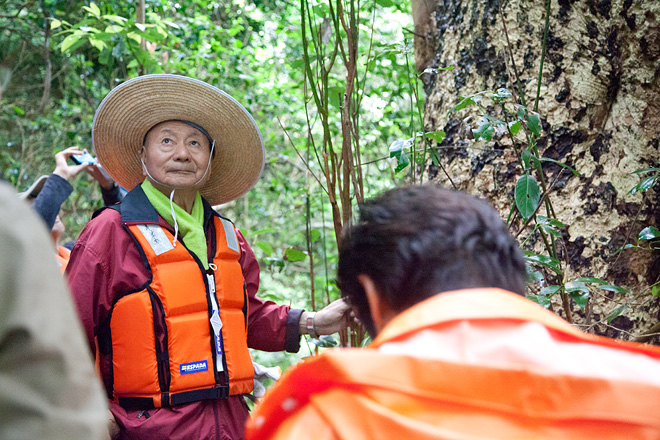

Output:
xmin=92 ymin=74 xmax=264 ymax=205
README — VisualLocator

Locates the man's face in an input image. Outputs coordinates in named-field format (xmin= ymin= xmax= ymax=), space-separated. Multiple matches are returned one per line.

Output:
xmin=141 ymin=121 xmax=212 ymax=189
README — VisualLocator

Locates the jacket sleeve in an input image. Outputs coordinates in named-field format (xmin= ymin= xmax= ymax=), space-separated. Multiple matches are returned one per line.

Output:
xmin=31 ymin=173 xmax=73 ymax=230
xmin=237 ymin=230 xmax=304 ymax=353
xmin=66 ymin=210 xmax=148 ymax=356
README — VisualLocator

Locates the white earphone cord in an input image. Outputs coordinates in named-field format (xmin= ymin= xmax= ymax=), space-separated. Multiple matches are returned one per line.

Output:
xmin=140 ymin=140 xmax=216 ymax=247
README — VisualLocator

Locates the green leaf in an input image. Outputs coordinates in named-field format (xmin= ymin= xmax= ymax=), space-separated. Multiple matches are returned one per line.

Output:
xmin=565 ymin=281 xmax=590 ymax=294
xmin=425 ymin=130 xmax=445 ymax=143
xmin=83 ymin=2 xmax=101 ymax=17
xmin=574 ymin=277 xmax=608 ymax=284
xmin=629 ymin=176 xmax=658 ymax=194
xmin=632 ymin=167 xmax=660 ymax=174
xmin=569 ymin=291 xmax=589 ymax=309
xmin=89 ymin=38 xmax=106 ymax=51
xmin=389 ymin=139 xmax=411 ymax=154
xmin=284 ymin=248 xmax=307 ymax=262
xmin=521 ymin=148 xmax=532 ymax=170
xmin=523 ymin=251 xmax=561 ymax=275
xmin=472 ymin=116 xmax=494 ymax=141
xmin=51 ymin=19 xmax=62 ymax=29
xmin=12 ymin=105 xmax=24 ymax=115
xmin=526 ymin=266 xmax=544 ymax=283
xmin=103 ymin=15 xmax=128 ymax=24
xmin=526 ymin=112 xmax=542 ymax=136
xmin=606 ymin=305 xmax=628 ymax=324
xmin=538 ymin=157 xmax=580 ymax=176
xmin=515 ymin=174 xmax=540 ymax=219
xmin=491 ymin=88 xmax=512 ymax=103
xmin=309 ymin=229 xmax=321 ymax=242
xmin=449 ymin=95 xmax=478 ymax=114
xmin=540 ymin=285 xmax=562 ymax=296
xmin=310 ymin=335 xmax=338 ymax=347
xmin=652 ymin=284 xmax=660 ymax=297
xmin=508 ymin=120 xmax=521 ymax=135
xmin=596 ymin=284 xmax=628 ymax=294
xmin=394 ymin=151 xmax=410 ymax=173
xmin=255 ymin=241 xmax=273 ymax=256
xmin=527 ymin=294 xmax=551 ymax=308
xmin=61 ymin=34 xmax=82 ymax=53
xmin=638 ymin=226 xmax=660 ymax=241
xmin=375 ymin=0 xmax=395 ymax=6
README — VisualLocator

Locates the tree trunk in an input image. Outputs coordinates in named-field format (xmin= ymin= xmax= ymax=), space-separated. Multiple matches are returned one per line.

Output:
xmin=413 ymin=0 xmax=659 ymax=342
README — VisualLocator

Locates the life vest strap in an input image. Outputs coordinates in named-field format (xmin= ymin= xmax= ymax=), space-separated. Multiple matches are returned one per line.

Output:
xmin=118 ymin=386 xmax=230 ymax=410
xmin=169 ymin=385 xmax=229 ymax=406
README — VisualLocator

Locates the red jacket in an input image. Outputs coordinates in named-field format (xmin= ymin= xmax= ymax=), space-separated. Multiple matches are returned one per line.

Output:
xmin=247 ymin=289 xmax=660 ymax=440
xmin=67 ymin=186 xmax=303 ymax=440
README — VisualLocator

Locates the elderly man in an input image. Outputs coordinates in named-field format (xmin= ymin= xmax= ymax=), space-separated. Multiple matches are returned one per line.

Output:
xmin=246 ymin=185 xmax=660 ymax=440
xmin=66 ymin=74 xmax=351 ymax=439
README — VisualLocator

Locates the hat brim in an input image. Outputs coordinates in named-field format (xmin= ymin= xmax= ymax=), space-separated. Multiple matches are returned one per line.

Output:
xmin=92 ymin=74 xmax=264 ymax=206
xmin=18 ymin=175 xmax=49 ymax=200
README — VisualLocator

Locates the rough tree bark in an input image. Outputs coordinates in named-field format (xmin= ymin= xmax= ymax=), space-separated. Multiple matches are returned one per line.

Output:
xmin=412 ymin=0 xmax=659 ymax=342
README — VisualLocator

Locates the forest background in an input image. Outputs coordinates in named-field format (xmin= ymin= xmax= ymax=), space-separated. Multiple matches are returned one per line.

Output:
xmin=1 ymin=0 xmax=658 ymax=373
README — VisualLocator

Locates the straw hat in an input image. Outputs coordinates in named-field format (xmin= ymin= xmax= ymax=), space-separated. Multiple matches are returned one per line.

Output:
xmin=92 ymin=74 xmax=265 ymax=205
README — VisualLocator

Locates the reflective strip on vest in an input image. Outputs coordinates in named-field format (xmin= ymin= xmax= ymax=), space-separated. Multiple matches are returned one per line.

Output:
xmin=108 ymin=216 xmax=254 ymax=408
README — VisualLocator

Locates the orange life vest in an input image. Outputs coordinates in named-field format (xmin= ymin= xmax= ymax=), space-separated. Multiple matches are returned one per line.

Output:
xmin=55 ymin=245 xmax=70 ymax=274
xmin=106 ymin=215 xmax=254 ymax=409
xmin=247 ymin=289 xmax=660 ymax=439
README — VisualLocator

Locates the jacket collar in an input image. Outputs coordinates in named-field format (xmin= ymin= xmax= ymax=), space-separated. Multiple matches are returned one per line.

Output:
xmin=119 ymin=185 xmax=216 ymax=226
xmin=372 ymin=288 xmax=585 ymax=348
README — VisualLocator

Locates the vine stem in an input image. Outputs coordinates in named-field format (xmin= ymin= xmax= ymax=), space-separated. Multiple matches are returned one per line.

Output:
xmin=534 ymin=0 xmax=551 ymax=113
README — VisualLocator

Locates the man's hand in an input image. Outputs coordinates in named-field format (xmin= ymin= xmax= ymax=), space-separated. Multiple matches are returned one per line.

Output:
xmin=85 ymin=162 xmax=116 ymax=190
xmin=52 ymin=146 xmax=88 ymax=181
xmin=300 ymin=298 xmax=354 ymax=337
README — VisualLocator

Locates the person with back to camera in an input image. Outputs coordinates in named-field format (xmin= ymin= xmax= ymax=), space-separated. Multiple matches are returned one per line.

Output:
xmin=0 ymin=182 xmax=109 ymax=439
xmin=65 ymin=74 xmax=352 ymax=439
xmin=19 ymin=146 xmax=123 ymax=272
xmin=246 ymin=184 xmax=660 ymax=440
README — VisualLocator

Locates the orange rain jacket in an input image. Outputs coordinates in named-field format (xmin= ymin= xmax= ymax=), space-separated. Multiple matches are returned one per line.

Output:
xmin=246 ymin=288 xmax=660 ymax=440
xmin=107 ymin=212 xmax=254 ymax=409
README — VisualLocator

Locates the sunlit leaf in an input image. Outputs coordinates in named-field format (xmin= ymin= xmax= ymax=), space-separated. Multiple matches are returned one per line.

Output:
xmin=629 ymin=176 xmax=657 ymax=194
xmin=508 ymin=120 xmax=521 ymax=135
xmin=51 ymin=19 xmax=62 ymax=29
xmin=639 ymin=226 xmax=660 ymax=241
xmin=284 ymin=248 xmax=307 ymax=262
xmin=472 ymin=116 xmax=494 ymax=141
xmin=523 ymin=251 xmax=561 ymax=275
xmin=425 ymin=130 xmax=445 ymax=143
xmin=540 ymin=285 xmax=562 ymax=296
xmin=61 ymin=34 xmax=82 ymax=53
xmin=12 ymin=106 xmax=24 ymax=115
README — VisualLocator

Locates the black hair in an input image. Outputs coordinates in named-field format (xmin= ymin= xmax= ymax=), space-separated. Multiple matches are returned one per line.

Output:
xmin=337 ymin=185 xmax=527 ymax=336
